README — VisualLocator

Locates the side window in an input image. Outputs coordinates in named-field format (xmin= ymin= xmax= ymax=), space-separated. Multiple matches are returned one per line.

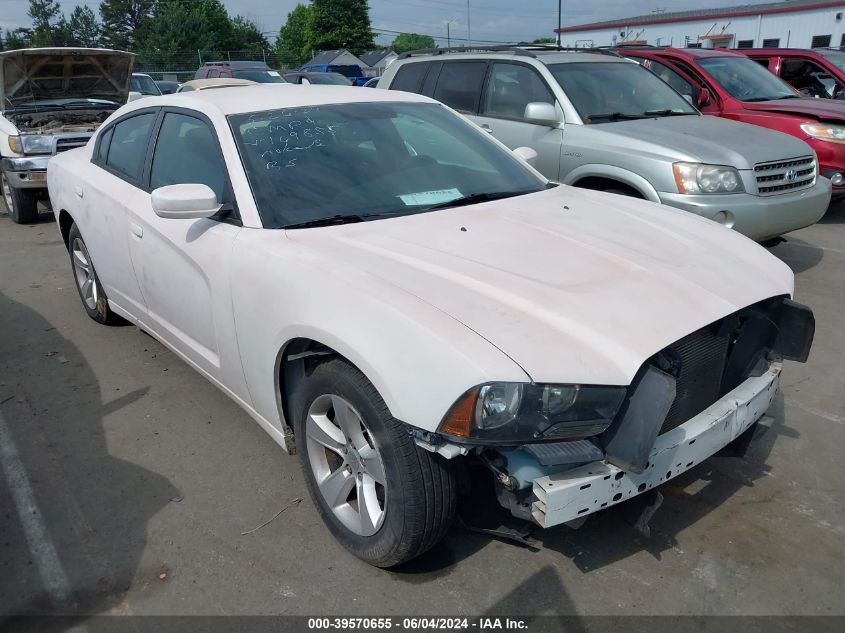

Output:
xmin=482 ymin=63 xmax=554 ymax=120
xmin=752 ymin=58 xmax=770 ymax=67
xmin=95 ymin=126 xmax=114 ymax=164
xmin=105 ymin=112 xmax=156 ymax=182
xmin=646 ymin=59 xmax=696 ymax=98
xmin=432 ymin=62 xmax=487 ymax=113
xmin=781 ymin=58 xmax=841 ymax=99
xmin=390 ymin=62 xmax=429 ymax=93
xmin=208 ymin=68 xmax=220 ymax=78
xmin=149 ymin=112 xmax=226 ymax=202
xmin=663 ymin=58 xmax=707 ymax=89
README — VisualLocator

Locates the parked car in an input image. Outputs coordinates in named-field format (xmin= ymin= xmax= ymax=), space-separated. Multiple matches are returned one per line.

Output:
xmin=0 ymin=47 xmax=134 ymax=223
xmin=736 ymin=48 xmax=845 ymax=101
xmin=379 ymin=46 xmax=831 ymax=241
xmin=129 ymin=72 xmax=161 ymax=96
xmin=177 ymin=78 xmax=258 ymax=92
xmin=155 ymin=80 xmax=181 ymax=95
xmin=363 ymin=77 xmax=381 ymax=88
xmin=48 ymin=85 xmax=814 ymax=567
xmin=619 ymin=47 xmax=845 ymax=200
xmin=195 ymin=60 xmax=286 ymax=84
xmin=283 ymin=71 xmax=353 ymax=86
xmin=300 ymin=63 xmax=368 ymax=85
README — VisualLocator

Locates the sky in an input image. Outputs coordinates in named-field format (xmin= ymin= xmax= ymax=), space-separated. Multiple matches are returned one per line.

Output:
xmin=1 ymin=0 xmax=755 ymax=46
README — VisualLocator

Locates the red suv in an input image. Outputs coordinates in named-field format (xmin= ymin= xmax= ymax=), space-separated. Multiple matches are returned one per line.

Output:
xmin=737 ymin=48 xmax=845 ymax=101
xmin=619 ymin=47 xmax=845 ymax=199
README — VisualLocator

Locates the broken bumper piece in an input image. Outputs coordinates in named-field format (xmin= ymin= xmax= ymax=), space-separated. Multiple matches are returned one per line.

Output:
xmin=531 ymin=362 xmax=781 ymax=528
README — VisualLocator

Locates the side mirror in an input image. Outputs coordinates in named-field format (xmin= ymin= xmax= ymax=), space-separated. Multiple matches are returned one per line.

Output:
xmin=513 ymin=146 xmax=538 ymax=167
xmin=127 ymin=91 xmax=143 ymax=102
xmin=696 ymin=87 xmax=712 ymax=108
xmin=151 ymin=184 xmax=221 ymax=219
xmin=523 ymin=102 xmax=560 ymax=127
xmin=683 ymin=93 xmax=694 ymax=105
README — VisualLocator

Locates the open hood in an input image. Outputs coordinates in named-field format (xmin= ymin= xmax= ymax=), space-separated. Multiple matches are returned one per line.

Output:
xmin=0 ymin=48 xmax=135 ymax=108
xmin=743 ymin=97 xmax=845 ymax=123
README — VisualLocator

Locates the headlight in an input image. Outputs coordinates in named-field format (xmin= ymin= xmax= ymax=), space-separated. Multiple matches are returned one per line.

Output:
xmin=673 ymin=162 xmax=744 ymax=194
xmin=439 ymin=382 xmax=627 ymax=445
xmin=9 ymin=135 xmax=53 ymax=155
xmin=800 ymin=122 xmax=845 ymax=144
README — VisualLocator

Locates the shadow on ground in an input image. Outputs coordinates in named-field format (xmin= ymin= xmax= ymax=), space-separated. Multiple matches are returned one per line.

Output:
xmin=0 ymin=292 xmax=177 ymax=619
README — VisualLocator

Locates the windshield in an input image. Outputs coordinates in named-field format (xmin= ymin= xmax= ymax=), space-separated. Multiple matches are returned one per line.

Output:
xmin=309 ymin=73 xmax=352 ymax=85
xmin=329 ymin=65 xmax=364 ymax=79
xmin=130 ymin=75 xmax=161 ymax=95
xmin=698 ymin=56 xmax=798 ymax=102
xmin=817 ymin=50 xmax=845 ymax=73
xmin=547 ymin=62 xmax=697 ymax=123
xmin=233 ymin=70 xmax=287 ymax=83
xmin=229 ymin=102 xmax=545 ymax=229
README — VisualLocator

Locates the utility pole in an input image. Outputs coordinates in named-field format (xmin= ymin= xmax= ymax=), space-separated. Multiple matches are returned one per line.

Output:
xmin=467 ymin=1 xmax=471 ymax=47
xmin=557 ymin=0 xmax=562 ymax=47
xmin=446 ymin=18 xmax=458 ymax=48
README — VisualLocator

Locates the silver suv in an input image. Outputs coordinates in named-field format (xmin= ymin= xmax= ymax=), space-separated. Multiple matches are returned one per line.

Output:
xmin=378 ymin=46 xmax=832 ymax=241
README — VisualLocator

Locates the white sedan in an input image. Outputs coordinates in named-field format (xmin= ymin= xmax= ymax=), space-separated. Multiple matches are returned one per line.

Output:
xmin=47 ymin=86 xmax=814 ymax=567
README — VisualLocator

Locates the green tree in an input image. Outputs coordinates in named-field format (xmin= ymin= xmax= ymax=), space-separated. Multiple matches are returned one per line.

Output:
xmin=4 ymin=28 xmax=32 ymax=49
xmin=276 ymin=3 xmax=312 ymax=68
xmin=99 ymin=0 xmax=155 ymax=50
xmin=68 ymin=6 xmax=102 ymax=47
xmin=28 ymin=0 xmax=62 ymax=46
xmin=229 ymin=16 xmax=269 ymax=55
xmin=390 ymin=33 xmax=435 ymax=53
xmin=139 ymin=0 xmax=234 ymax=68
xmin=531 ymin=37 xmax=555 ymax=44
xmin=309 ymin=0 xmax=374 ymax=56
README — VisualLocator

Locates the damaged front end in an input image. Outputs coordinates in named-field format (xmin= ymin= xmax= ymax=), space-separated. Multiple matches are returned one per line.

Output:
xmin=423 ymin=295 xmax=814 ymax=530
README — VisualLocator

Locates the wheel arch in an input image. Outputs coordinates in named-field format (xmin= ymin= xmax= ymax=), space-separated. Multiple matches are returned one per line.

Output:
xmin=565 ymin=165 xmax=661 ymax=202
xmin=58 ymin=209 xmax=74 ymax=247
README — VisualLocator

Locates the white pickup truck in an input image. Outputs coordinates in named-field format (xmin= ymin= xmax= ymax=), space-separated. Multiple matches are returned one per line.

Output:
xmin=1 ymin=47 xmax=134 ymax=223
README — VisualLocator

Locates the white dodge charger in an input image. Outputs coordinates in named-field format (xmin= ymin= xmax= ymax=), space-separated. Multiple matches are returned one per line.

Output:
xmin=47 ymin=86 xmax=814 ymax=566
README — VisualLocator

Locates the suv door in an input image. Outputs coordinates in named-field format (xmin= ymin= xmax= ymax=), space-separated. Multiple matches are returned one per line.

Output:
xmin=474 ymin=62 xmax=562 ymax=180
xmin=126 ymin=109 xmax=249 ymax=396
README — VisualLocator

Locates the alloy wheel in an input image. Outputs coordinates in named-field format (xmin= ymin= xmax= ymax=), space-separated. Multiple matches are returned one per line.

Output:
xmin=305 ymin=394 xmax=387 ymax=537
xmin=71 ymin=237 xmax=98 ymax=311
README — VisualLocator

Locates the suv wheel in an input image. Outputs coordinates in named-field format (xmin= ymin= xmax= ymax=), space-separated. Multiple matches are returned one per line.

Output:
xmin=294 ymin=358 xmax=457 ymax=567
xmin=1 ymin=173 xmax=39 ymax=224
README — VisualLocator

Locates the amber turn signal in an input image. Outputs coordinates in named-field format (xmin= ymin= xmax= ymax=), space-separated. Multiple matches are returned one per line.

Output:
xmin=439 ymin=389 xmax=478 ymax=437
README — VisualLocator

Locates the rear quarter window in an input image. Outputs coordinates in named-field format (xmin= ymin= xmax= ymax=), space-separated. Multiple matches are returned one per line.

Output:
xmin=432 ymin=62 xmax=487 ymax=113
xmin=390 ymin=62 xmax=429 ymax=93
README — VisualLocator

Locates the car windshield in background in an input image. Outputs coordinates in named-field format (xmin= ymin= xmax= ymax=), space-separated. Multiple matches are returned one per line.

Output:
xmin=817 ymin=50 xmax=845 ymax=73
xmin=310 ymin=73 xmax=352 ymax=85
xmin=233 ymin=70 xmax=287 ymax=83
xmin=130 ymin=75 xmax=161 ymax=95
xmin=548 ymin=62 xmax=697 ymax=123
xmin=699 ymin=56 xmax=798 ymax=102
xmin=229 ymin=102 xmax=545 ymax=229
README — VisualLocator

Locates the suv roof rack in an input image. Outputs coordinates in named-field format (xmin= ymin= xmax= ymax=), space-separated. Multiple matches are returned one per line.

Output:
xmin=396 ymin=44 xmax=620 ymax=60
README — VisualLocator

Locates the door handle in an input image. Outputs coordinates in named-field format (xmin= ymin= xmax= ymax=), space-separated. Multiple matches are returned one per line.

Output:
xmin=130 ymin=223 xmax=143 ymax=238
xmin=74 ymin=186 xmax=83 ymax=198
xmin=480 ymin=124 xmax=494 ymax=134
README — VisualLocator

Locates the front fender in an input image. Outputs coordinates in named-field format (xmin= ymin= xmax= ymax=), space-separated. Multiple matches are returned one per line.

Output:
xmin=564 ymin=164 xmax=661 ymax=203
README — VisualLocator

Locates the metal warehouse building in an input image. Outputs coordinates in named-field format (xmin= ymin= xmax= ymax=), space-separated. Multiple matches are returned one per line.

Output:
xmin=555 ymin=0 xmax=845 ymax=49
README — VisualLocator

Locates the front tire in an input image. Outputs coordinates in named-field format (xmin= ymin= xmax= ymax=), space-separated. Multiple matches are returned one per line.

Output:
xmin=67 ymin=223 xmax=120 ymax=325
xmin=294 ymin=358 xmax=457 ymax=567
xmin=1 ymin=173 xmax=39 ymax=224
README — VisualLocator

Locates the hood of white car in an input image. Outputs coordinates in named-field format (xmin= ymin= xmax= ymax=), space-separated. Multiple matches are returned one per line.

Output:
xmin=289 ymin=186 xmax=793 ymax=385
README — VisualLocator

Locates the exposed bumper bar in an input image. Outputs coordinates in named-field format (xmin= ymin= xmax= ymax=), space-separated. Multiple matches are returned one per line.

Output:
xmin=1 ymin=156 xmax=50 ymax=189
xmin=531 ymin=363 xmax=782 ymax=528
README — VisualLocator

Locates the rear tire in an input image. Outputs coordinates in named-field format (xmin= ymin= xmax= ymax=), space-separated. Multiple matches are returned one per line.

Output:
xmin=67 ymin=223 xmax=120 ymax=325
xmin=294 ymin=358 xmax=457 ymax=567
xmin=1 ymin=173 xmax=39 ymax=224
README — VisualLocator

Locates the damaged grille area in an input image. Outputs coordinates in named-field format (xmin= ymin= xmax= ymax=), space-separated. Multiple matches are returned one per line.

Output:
xmin=659 ymin=327 xmax=730 ymax=434
xmin=55 ymin=136 xmax=90 ymax=153
xmin=754 ymin=156 xmax=816 ymax=196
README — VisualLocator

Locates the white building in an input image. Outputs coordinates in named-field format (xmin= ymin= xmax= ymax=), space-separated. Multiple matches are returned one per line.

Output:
xmin=555 ymin=0 xmax=845 ymax=50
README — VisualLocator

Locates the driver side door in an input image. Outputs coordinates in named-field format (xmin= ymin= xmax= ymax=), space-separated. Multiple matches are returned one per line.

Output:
xmin=126 ymin=108 xmax=250 ymax=401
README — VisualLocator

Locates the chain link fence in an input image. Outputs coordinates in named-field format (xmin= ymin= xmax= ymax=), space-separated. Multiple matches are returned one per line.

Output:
xmin=134 ymin=50 xmax=301 ymax=81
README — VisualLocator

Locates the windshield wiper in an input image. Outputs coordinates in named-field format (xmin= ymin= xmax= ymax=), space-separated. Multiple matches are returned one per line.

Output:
xmin=743 ymin=95 xmax=798 ymax=102
xmin=642 ymin=109 xmax=698 ymax=117
xmin=424 ymin=191 xmax=531 ymax=211
xmin=585 ymin=112 xmax=647 ymax=122
xmin=283 ymin=214 xmax=367 ymax=229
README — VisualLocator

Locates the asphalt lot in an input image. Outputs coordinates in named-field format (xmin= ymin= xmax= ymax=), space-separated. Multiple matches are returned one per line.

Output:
xmin=1 ymin=200 xmax=844 ymax=618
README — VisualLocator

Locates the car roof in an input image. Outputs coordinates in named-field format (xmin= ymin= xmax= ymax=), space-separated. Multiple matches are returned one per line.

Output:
xmin=397 ymin=49 xmax=630 ymax=65
xmin=133 ymin=84 xmax=437 ymax=116
xmin=620 ymin=46 xmax=744 ymax=60
xmin=739 ymin=48 xmax=843 ymax=56
xmin=180 ymin=78 xmax=258 ymax=90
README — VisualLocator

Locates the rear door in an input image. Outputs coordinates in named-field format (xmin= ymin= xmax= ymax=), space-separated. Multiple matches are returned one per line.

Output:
xmin=474 ymin=61 xmax=562 ymax=180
